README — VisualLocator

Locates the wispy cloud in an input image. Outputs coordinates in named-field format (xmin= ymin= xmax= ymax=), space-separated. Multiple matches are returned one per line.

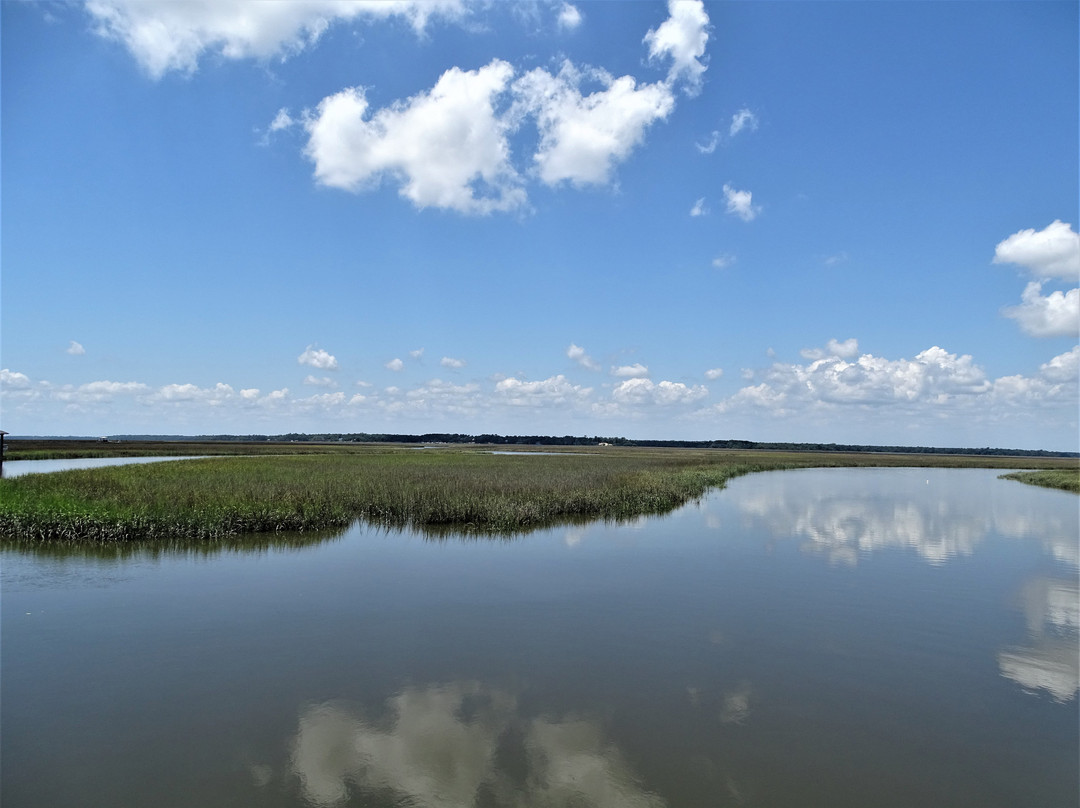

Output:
xmin=66 ymin=340 xmax=86 ymax=356
xmin=695 ymin=130 xmax=720 ymax=154
xmin=729 ymin=108 xmax=758 ymax=137
xmin=690 ymin=197 xmax=707 ymax=216
xmin=557 ymin=2 xmax=582 ymax=31
xmin=440 ymin=356 xmax=466 ymax=369
xmin=567 ymin=343 xmax=600 ymax=371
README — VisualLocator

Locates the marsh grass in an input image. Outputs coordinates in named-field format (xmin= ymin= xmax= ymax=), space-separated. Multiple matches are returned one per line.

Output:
xmin=2 ymin=446 xmax=1074 ymax=543
xmin=998 ymin=468 xmax=1080 ymax=494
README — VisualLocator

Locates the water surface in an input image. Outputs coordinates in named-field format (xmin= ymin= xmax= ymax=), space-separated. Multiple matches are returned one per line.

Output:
xmin=1 ymin=455 xmax=210 ymax=477
xmin=2 ymin=468 xmax=1076 ymax=807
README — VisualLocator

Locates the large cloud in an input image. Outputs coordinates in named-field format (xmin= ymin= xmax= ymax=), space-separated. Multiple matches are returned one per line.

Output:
xmin=84 ymin=0 xmax=466 ymax=78
xmin=706 ymin=343 xmax=1079 ymax=440
xmin=719 ymin=346 xmax=992 ymax=412
xmin=304 ymin=61 xmax=525 ymax=215
xmin=298 ymin=2 xmax=708 ymax=213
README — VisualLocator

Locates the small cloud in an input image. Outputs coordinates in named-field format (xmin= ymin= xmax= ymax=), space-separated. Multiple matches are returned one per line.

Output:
xmin=303 ymin=375 xmax=337 ymax=388
xmin=643 ymin=0 xmax=710 ymax=94
xmin=298 ymin=346 xmax=339 ymax=370
xmin=823 ymin=251 xmax=848 ymax=266
xmin=690 ymin=197 xmax=708 ymax=217
xmin=695 ymin=130 xmax=720 ymax=154
xmin=567 ymin=343 xmax=600 ymax=371
xmin=993 ymin=220 xmax=1080 ymax=282
xmin=386 ymin=358 xmax=405 ymax=371
xmin=705 ymin=368 xmax=723 ymax=380
xmin=440 ymin=356 xmax=466 ymax=369
xmin=723 ymin=184 xmax=760 ymax=222
xmin=729 ymin=108 xmax=758 ymax=137
xmin=611 ymin=363 xmax=649 ymax=378
xmin=712 ymin=253 xmax=736 ymax=269
xmin=557 ymin=2 xmax=582 ymax=30
xmin=409 ymin=348 xmax=424 ymax=359
xmin=240 ymin=388 xmax=260 ymax=400
xmin=66 ymin=340 xmax=86 ymax=356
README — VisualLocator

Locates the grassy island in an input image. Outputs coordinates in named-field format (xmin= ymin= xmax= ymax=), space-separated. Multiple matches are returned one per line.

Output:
xmin=1 ymin=443 xmax=1075 ymax=543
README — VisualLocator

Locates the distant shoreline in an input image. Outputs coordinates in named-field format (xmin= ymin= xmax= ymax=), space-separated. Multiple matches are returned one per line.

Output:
xmin=5 ymin=433 xmax=1077 ymax=459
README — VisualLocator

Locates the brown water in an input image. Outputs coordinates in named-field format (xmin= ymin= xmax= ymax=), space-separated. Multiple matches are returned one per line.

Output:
xmin=2 ymin=468 xmax=1077 ymax=807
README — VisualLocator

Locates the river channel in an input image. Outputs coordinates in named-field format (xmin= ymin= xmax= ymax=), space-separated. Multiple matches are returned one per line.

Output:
xmin=2 ymin=467 xmax=1077 ymax=807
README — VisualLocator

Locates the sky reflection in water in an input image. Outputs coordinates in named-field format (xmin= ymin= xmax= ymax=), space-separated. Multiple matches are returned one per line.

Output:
xmin=2 ymin=467 xmax=1077 ymax=808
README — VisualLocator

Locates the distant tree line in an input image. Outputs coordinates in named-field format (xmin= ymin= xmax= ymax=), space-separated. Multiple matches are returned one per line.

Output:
xmin=100 ymin=432 xmax=1079 ymax=458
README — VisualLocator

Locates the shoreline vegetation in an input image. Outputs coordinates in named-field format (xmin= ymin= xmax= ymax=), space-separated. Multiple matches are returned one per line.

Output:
xmin=1 ymin=440 xmax=1076 ymax=544
xmin=997 ymin=469 xmax=1080 ymax=494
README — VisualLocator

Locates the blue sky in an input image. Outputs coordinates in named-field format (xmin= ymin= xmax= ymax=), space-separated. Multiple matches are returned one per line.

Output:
xmin=2 ymin=1 xmax=1078 ymax=450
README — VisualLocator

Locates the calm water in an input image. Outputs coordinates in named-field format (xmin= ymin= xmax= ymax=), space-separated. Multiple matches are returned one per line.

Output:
xmin=2 ymin=468 xmax=1077 ymax=807
xmin=1 ymin=455 xmax=210 ymax=477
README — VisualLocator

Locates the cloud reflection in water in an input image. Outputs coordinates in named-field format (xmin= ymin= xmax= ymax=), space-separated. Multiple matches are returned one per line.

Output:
xmin=288 ymin=682 xmax=665 ymax=807
xmin=997 ymin=576 xmax=1079 ymax=702
xmin=732 ymin=469 xmax=1076 ymax=566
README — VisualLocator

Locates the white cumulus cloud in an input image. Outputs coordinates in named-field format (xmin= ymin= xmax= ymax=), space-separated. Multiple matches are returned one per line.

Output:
xmin=84 ymin=0 xmax=467 ymax=79
xmin=304 ymin=60 xmax=526 ymax=215
xmin=386 ymin=358 xmax=405 ymax=371
xmin=994 ymin=220 xmax=1080 ymax=282
xmin=440 ymin=356 xmax=466 ymax=369
xmin=1003 ymin=282 xmax=1080 ymax=338
xmin=611 ymin=363 xmax=649 ymax=378
xmin=612 ymin=378 xmax=707 ymax=405
xmin=704 ymin=368 xmax=723 ymax=380
xmin=722 ymin=183 xmax=760 ymax=222
xmin=495 ymin=374 xmax=591 ymax=406
xmin=298 ymin=346 xmax=339 ymax=370
xmin=514 ymin=61 xmax=675 ymax=188
xmin=66 ymin=340 xmax=86 ymax=356
xmin=643 ymin=0 xmax=710 ymax=93
xmin=801 ymin=338 xmax=859 ymax=361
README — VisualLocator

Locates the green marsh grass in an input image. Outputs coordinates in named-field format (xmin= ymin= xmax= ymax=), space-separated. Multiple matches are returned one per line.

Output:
xmin=2 ymin=445 xmax=1075 ymax=543
xmin=998 ymin=468 xmax=1080 ymax=494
